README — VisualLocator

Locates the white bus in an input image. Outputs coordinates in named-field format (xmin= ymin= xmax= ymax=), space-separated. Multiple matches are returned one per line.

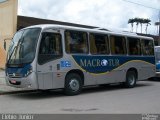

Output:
xmin=5 ymin=24 xmax=155 ymax=95
xmin=154 ymin=46 xmax=160 ymax=77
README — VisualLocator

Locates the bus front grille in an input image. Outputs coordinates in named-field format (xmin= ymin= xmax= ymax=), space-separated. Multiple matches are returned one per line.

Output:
xmin=8 ymin=73 xmax=23 ymax=78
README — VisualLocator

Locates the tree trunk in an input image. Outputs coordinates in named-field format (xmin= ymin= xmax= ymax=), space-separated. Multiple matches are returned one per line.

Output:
xmin=136 ymin=25 xmax=138 ymax=33
xmin=141 ymin=24 xmax=142 ymax=33
xmin=131 ymin=23 xmax=133 ymax=32
xmin=146 ymin=24 xmax=148 ymax=34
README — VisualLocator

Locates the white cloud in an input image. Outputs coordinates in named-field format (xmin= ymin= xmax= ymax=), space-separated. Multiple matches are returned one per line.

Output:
xmin=18 ymin=0 xmax=160 ymax=35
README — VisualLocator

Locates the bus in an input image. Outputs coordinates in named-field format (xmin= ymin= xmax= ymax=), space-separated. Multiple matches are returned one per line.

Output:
xmin=154 ymin=46 xmax=160 ymax=77
xmin=5 ymin=24 xmax=156 ymax=95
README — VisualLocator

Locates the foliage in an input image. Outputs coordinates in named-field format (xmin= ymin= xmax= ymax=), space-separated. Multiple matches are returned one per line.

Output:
xmin=128 ymin=17 xmax=151 ymax=34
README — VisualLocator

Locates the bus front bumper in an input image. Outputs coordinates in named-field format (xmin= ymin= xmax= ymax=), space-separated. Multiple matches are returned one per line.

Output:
xmin=5 ymin=73 xmax=38 ymax=89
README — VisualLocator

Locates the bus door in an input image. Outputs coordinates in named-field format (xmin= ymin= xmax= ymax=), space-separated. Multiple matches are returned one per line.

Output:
xmin=37 ymin=29 xmax=62 ymax=89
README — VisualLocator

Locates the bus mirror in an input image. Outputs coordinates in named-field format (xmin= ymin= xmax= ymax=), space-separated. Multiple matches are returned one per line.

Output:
xmin=4 ymin=41 xmax=6 ymax=50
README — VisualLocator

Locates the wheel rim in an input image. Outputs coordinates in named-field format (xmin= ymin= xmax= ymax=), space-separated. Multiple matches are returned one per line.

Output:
xmin=128 ymin=75 xmax=135 ymax=85
xmin=69 ymin=79 xmax=80 ymax=91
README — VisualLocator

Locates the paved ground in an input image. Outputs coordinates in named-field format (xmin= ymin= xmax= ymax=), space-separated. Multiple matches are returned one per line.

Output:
xmin=0 ymin=79 xmax=160 ymax=114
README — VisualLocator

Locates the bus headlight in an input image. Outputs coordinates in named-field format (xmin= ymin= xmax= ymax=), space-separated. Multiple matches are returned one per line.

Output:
xmin=25 ymin=67 xmax=33 ymax=77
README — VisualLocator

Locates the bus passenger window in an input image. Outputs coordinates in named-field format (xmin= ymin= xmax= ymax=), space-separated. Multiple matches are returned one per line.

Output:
xmin=141 ymin=39 xmax=154 ymax=56
xmin=90 ymin=33 xmax=109 ymax=54
xmin=128 ymin=37 xmax=141 ymax=55
xmin=65 ymin=30 xmax=88 ymax=54
xmin=38 ymin=32 xmax=62 ymax=64
xmin=110 ymin=36 xmax=126 ymax=55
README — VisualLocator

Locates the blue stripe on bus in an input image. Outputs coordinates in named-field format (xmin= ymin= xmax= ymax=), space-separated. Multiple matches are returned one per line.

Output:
xmin=6 ymin=64 xmax=31 ymax=77
xmin=72 ymin=55 xmax=155 ymax=74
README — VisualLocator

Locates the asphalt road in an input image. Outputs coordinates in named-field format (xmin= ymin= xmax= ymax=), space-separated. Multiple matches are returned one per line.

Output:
xmin=0 ymin=80 xmax=160 ymax=114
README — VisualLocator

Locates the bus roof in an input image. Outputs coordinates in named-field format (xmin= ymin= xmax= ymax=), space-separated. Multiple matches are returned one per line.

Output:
xmin=25 ymin=24 xmax=153 ymax=40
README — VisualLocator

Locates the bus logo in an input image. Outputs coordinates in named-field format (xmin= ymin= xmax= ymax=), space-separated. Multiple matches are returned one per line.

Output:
xmin=79 ymin=59 xmax=109 ymax=67
xmin=61 ymin=61 xmax=71 ymax=67
xmin=101 ymin=59 xmax=108 ymax=66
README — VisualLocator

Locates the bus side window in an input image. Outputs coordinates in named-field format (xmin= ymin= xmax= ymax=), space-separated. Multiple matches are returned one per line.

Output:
xmin=65 ymin=30 xmax=88 ymax=54
xmin=128 ymin=37 xmax=141 ymax=55
xmin=90 ymin=33 xmax=109 ymax=54
xmin=110 ymin=35 xmax=127 ymax=55
xmin=141 ymin=39 xmax=154 ymax=56
xmin=38 ymin=32 xmax=62 ymax=64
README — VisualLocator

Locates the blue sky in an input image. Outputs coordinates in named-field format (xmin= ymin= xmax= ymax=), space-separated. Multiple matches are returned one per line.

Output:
xmin=18 ymin=0 xmax=160 ymax=35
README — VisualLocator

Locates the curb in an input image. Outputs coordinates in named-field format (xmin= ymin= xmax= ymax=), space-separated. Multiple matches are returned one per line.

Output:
xmin=0 ymin=90 xmax=36 ymax=95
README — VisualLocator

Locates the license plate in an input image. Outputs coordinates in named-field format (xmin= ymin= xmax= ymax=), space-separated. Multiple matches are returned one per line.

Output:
xmin=10 ymin=80 xmax=17 ymax=84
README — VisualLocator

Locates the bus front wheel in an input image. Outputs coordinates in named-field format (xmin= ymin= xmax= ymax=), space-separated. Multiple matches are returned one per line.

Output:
xmin=124 ymin=71 xmax=137 ymax=88
xmin=64 ymin=73 xmax=82 ymax=96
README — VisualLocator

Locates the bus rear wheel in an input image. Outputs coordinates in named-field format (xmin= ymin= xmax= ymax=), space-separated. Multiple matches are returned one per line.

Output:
xmin=64 ymin=73 xmax=82 ymax=96
xmin=124 ymin=71 xmax=137 ymax=88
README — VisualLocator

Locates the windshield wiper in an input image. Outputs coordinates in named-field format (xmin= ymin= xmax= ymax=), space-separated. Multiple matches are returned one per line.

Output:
xmin=7 ymin=46 xmax=17 ymax=65
xmin=7 ymin=37 xmax=24 ymax=65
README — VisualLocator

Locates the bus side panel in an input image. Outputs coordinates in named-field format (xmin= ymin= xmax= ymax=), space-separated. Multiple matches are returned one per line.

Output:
xmin=84 ymin=72 xmax=97 ymax=85
xmin=66 ymin=56 xmax=97 ymax=86
xmin=112 ymin=60 xmax=155 ymax=81
xmin=138 ymin=65 xmax=155 ymax=80
xmin=93 ymin=60 xmax=154 ymax=84
xmin=72 ymin=55 xmax=155 ymax=85
xmin=37 ymin=58 xmax=66 ymax=90
xmin=95 ymin=70 xmax=125 ymax=85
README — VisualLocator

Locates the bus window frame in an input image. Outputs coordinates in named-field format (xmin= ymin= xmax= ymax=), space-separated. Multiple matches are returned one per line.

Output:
xmin=64 ymin=29 xmax=89 ymax=55
xmin=38 ymin=32 xmax=63 ymax=65
xmin=127 ymin=37 xmax=142 ymax=56
xmin=141 ymin=38 xmax=154 ymax=56
xmin=109 ymin=34 xmax=127 ymax=56
xmin=89 ymin=32 xmax=110 ymax=55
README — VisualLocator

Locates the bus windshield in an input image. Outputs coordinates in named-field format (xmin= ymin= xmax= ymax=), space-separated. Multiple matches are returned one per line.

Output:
xmin=7 ymin=28 xmax=41 ymax=66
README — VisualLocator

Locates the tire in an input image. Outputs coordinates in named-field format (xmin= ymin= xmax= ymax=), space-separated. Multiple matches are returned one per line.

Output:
xmin=124 ymin=71 xmax=137 ymax=88
xmin=64 ymin=73 xmax=82 ymax=96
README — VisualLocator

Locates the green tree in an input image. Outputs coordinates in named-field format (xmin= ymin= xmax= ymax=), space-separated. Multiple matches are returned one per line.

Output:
xmin=144 ymin=19 xmax=151 ymax=34
xmin=128 ymin=18 xmax=134 ymax=32
xmin=139 ymin=18 xmax=145 ymax=33
xmin=134 ymin=18 xmax=140 ymax=33
xmin=128 ymin=18 xmax=151 ymax=34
